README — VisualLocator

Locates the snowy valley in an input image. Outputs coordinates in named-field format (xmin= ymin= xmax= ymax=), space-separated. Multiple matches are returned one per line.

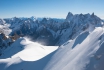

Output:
xmin=0 ymin=12 xmax=104 ymax=70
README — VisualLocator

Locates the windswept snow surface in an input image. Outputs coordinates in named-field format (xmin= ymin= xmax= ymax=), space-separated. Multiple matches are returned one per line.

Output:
xmin=0 ymin=37 xmax=58 ymax=70
xmin=44 ymin=27 xmax=104 ymax=70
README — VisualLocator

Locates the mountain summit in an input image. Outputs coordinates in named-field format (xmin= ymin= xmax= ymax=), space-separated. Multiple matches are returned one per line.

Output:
xmin=0 ymin=12 xmax=104 ymax=70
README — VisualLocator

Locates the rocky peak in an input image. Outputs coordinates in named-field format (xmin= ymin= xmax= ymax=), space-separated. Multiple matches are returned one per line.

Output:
xmin=91 ymin=12 xmax=94 ymax=17
xmin=79 ymin=13 xmax=83 ymax=16
xmin=66 ymin=12 xmax=73 ymax=21
xmin=67 ymin=12 xmax=73 ymax=16
xmin=42 ymin=18 xmax=47 ymax=22
xmin=0 ymin=19 xmax=5 ymax=25
xmin=30 ymin=16 xmax=36 ymax=21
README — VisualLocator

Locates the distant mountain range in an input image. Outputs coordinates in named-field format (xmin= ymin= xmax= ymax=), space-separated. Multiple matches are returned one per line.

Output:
xmin=0 ymin=12 xmax=104 ymax=70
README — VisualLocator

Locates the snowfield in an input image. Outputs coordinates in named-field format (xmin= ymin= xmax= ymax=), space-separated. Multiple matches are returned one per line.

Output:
xmin=0 ymin=37 xmax=58 ymax=70
xmin=11 ymin=38 xmax=58 ymax=61
xmin=44 ymin=27 xmax=104 ymax=70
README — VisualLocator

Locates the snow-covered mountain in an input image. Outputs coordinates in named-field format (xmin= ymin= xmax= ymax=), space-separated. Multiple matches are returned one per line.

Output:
xmin=4 ymin=17 xmax=65 ymax=45
xmin=3 ymin=12 xmax=104 ymax=46
xmin=0 ymin=12 xmax=104 ymax=70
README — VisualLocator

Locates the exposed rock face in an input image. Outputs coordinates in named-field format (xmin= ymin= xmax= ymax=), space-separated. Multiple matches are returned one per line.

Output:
xmin=1 ymin=12 xmax=104 ymax=46
xmin=66 ymin=12 xmax=73 ymax=21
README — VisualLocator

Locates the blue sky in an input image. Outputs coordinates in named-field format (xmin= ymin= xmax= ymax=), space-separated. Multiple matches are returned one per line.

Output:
xmin=0 ymin=0 xmax=104 ymax=19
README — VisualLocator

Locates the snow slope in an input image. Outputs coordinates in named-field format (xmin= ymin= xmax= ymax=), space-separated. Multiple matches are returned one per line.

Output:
xmin=0 ymin=37 xmax=58 ymax=70
xmin=0 ymin=12 xmax=104 ymax=70
xmin=44 ymin=27 xmax=104 ymax=70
